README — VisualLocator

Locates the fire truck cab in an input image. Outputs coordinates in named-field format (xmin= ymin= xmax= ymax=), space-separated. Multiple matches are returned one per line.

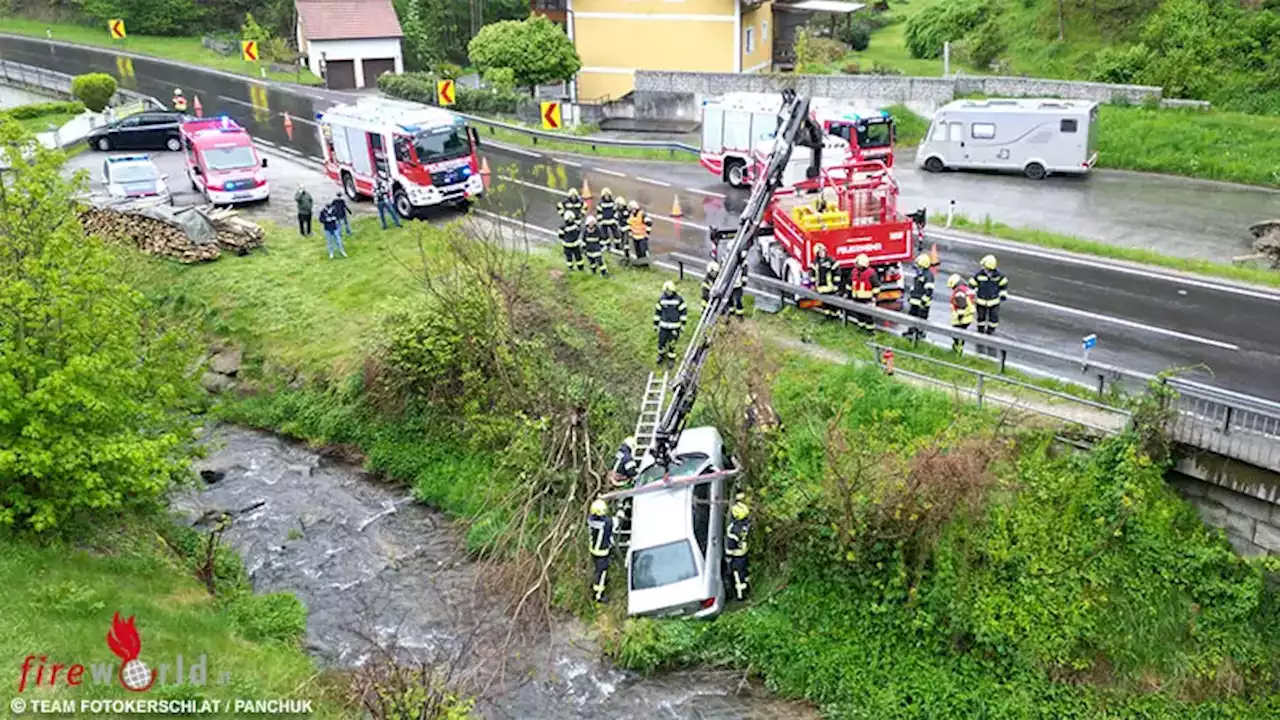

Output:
xmin=181 ymin=117 xmax=269 ymax=205
xmin=317 ymin=97 xmax=483 ymax=218
xmin=700 ymin=92 xmax=896 ymax=188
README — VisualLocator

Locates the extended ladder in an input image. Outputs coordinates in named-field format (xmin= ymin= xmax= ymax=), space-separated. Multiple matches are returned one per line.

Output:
xmin=615 ymin=370 xmax=668 ymax=554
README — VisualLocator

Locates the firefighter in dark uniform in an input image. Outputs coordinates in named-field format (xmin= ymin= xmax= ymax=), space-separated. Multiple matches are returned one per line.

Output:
xmin=587 ymin=498 xmax=614 ymax=603
xmin=905 ymin=252 xmax=935 ymax=341
xmin=598 ymin=188 xmax=619 ymax=249
xmin=726 ymin=499 xmax=750 ymax=601
xmin=653 ymin=280 xmax=688 ymax=367
xmin=969 ymin=254 xmax=1009 ymax=335
xmin=730 ymin=251 xmax=748 ymax=319
xmin=812 ymin=244 xmax=838 ymax=317
xmin=614 ymin=195 xmax=630 ymax=255
xmin=610 ymin=436 xmax=640 ymax=544
xmin=560 ymin=210 xmax=584 ymax=271
xmin=582 ymin=215 xmax=610 ymax=276
xmin=557 ymin=187 xmax=584 ymax=219
xmin=702 ymin=256 xmax=721 ymax=303
xmin=846 ymin=253 xmax=881 ymax=333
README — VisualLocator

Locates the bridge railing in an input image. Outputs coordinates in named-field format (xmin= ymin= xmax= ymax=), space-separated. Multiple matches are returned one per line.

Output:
xmin=0 ymin=58 xmax=164 ymax=112
xmin=1165 ymin=379 xmax=1280 ymax=473
xmin=457 ymin=111 xmax=701 ymax=159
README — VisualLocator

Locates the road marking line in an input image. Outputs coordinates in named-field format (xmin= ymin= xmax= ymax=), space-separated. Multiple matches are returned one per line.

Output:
xmin=593 ymin=167 xmax=627 ymax=178
xmin=1013 ymin=296 xmax=1240 ymax=351
xmin=635 ymin=176 xmax=672 ymax=187
xmin=933 ymin=230 xmax=1280 ymax=303
xmin=487 ymin=140 xmax=543 ymax=159
xmin=685 ymin=187 xmax=726 ymax=198
xmin=498 ymin=175 xmax=710 ymax=230
xmin=289 ymin=115 xmax=318 ymax=126
xmin=553 ymin=157 xmax=582 ymax=168
xmin=216 ymin=94 xmax=255 ymax=109
xmin=278 ymin=146 xmax=302 ymax=156
xmin=256 ymin=139 xmax=277 ymax=148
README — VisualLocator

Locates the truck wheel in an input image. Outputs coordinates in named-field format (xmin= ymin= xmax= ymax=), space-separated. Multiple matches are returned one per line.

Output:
xmin=342 ymin=172 xmax=358 ymax=201
xmin=1023 ymin=162 xmax=1047 ymax=180
xmin=923 ymin=156 xmax=944 ymax=173
xmin=394 ymin=189 xmax=414 ymax=219
xmin=724 ymin=159 xmax=747 ymax=189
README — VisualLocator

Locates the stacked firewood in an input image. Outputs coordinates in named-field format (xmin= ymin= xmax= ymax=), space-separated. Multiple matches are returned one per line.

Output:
xmin=78 ymin=203 xmax=265 ymax=263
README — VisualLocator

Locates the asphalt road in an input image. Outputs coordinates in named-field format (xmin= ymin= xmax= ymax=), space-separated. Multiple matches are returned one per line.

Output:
xmin=8 ymin=34 xmax=1280 ymax=400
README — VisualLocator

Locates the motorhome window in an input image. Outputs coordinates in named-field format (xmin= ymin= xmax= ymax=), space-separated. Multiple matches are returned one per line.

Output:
xmin=971 ymin=123 xmax=996 ymax=139
xmin=203 ymin=145 xmax=257 ymax=171
xmin=856 ymin=121 xmax=892 ymax=148
xmin=1060 ymin=118 xmax=1078 ymax=133
xmin=412 ymin=125 xmax=469 ymax=165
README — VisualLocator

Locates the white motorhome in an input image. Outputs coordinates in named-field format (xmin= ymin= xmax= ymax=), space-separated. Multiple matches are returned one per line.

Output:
xmin=916 ymin=98 xmax=1099 ymax=179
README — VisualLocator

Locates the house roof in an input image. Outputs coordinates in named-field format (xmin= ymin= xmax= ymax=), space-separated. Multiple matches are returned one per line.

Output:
xmin=297 ymin=0 xmax=404 ymax=41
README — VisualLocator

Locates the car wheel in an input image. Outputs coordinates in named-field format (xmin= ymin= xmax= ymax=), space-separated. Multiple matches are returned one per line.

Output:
xmin=1024 ymin=162 xmax=1047 ymax=180
xmin=165 ymin=137 xmax=181 ymax=152
xmin=342 ymin=173 xmax=358 ymax=201
xmin=96 ymin=137 xmax=111 ymax=151
xmin=393 ymin=189 xmax=414 ymax=219
xmin=725 ymin=159 xmax=747 ymax=189
xmin=923 ymin=156 xmax=945 ymax=173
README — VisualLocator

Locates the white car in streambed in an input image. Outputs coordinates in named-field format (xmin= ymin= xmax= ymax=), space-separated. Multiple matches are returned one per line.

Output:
xmin=626 ymin=426 xmax=734 ymax=619
xmin=102 ymin=154 xmax=171 ymax=203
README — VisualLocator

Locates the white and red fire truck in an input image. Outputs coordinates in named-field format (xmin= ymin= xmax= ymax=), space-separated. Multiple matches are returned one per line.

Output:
xmin=317 ymin=97 xmax=483 ymax=217
xmin=699 ymin=92 xmax=897 ymax=188
xmin=181 ymin=117 xmax=270 ymax=205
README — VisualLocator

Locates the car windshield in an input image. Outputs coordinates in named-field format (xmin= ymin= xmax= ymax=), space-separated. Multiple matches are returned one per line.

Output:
xmin=856 ymin=120 xmax=893 ymax=148
xmin=637 ymin=453 xmax=709 ymax=484
xmin=413 ymin=125 xmax=469 ymax=165
xmin=111 ymin=164 xmax=158 ymax=183
xmin=630 ymin=540 xmax=698 ymax=590
xmin=203 ymin=145 xmax=257 ymax=171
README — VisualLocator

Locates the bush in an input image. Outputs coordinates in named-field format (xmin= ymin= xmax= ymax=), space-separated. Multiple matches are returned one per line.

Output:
xmin=432 ymin=62 xmax=463 ymax=80
xmin=837 ymin=21 xmax=872 ymax=52
xmin=226 ymin=592 xmax=307 ymax=644
xmin=0 ymin=101 xmax=84 ymax=121
xmin=482 ymin=66 xmax=517 ymax=94
xmin=70 ymin=73 xmax=117 ymax=113
xmin=378 ymin=71 xmax=523 ymax=115
xmin=841 ymin=60 xmax=861 ymax=74
xmin=1089 ymin=44 xmax=1151 ymax=85
xmin=467 ymin=15 xmax=581 ymax=91
xmin=904 ymin=0 xmax=992 ymax=59
xmin=81 ymin=0 xmax=204 ymax=36
xmin=962 ymin=20 xmax=1006 ymax=70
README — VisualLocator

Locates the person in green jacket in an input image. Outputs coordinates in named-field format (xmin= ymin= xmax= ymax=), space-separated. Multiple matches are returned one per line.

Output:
xmin=294 ymin=185 xmax=313 ymax=236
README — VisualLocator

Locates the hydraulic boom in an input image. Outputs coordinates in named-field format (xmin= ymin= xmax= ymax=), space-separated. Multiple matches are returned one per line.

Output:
xmin=648 ymin=89 xmax=825 ymax=471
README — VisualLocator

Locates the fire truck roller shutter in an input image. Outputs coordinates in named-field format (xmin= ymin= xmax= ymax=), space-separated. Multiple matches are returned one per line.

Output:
xmin=326 ymin=60 xmax=357 ymax=90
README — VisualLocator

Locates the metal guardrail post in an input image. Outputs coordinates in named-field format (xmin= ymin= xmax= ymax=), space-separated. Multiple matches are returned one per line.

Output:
xmin=976 ymin=373 xmax=985 ymax=408
xmin=1222 ymin=405 xmax=1234 ymax=435
xmin=678 ymin=260 xmax=684 ymax=281
xmin=999 ymin=349 xmax=1008 ymax=373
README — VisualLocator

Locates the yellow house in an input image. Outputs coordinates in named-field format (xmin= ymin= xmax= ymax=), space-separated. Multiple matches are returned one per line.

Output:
xmin=533 ymin=0 xmax=777 ymax=102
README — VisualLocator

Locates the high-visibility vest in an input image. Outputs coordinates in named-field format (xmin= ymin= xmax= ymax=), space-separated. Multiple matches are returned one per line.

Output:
xmin=849 ymin=267 xmax=879 ymax=300
xmin=951 ymin=285 xmax=976 ymax=325
xmin=628 ymin=212 xmax=651 ymax=239
xmin=172 ymin=95 xmax=187 ymax=111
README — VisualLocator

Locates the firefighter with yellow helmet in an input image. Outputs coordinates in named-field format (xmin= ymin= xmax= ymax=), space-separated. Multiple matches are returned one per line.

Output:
xmin=904 ymin=252 xmax=936 ymax=341
xmin=587 ymin=498 xmax=614 ymax=603
xmin=969 ymin=254 xmax=1009 ymax=336
xmin=726 ymin=498 xmax=751 ymax=601
xmin=653 ymin=280 xmax=687 ymax=367
xmin=948 ymin=273 xmax=976 ymax=355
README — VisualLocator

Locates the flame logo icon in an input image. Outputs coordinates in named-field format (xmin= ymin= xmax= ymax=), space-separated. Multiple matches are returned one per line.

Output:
xmin=106 ymin=613 xmax=156 ymax=692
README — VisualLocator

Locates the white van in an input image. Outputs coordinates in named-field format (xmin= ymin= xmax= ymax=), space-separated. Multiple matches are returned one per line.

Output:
xmin=916 ymin=98 xmax=1099 ymax=179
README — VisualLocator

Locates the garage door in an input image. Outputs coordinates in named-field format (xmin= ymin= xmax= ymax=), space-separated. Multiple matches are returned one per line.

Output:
xmin=325 ymin=60 xmax=356 ymax=90
xmin=362 ymin=58 xmax=396 ymax=86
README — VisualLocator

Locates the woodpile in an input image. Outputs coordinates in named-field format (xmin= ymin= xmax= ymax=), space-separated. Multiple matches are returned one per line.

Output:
xmin=78 ymin=202 xmax=266 ymax=263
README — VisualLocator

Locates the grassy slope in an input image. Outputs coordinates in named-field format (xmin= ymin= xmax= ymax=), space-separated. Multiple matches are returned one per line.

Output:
xmin=0 ymin=521 xmax=344 ymax=716
xmin=16 ymin=112 xmax=80 ymax=133
xmin=0 ymin=18 xmax=323 ymax=86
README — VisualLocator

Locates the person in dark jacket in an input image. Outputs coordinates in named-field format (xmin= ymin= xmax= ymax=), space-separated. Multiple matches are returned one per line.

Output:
xmin=560 ymin=210 xmax=584 ymax=271
xmin=726 ymin=500 xmax=750 ymax=601
xmin=294 ymin=185 xmax=313 ymax=236
xmin=597 ymin=188 xmax=619 ymax=248
xmin=587 ymin=498 xmax=615 ymax=603
xmin=904 ymin=253 xmax=935 ymax=340
xmin=969 ymin=254 xmax=1009 ymax=335
xmin=374 ymin=176 xmax=402 ymax=230
xmin=318 ymin=205 xmax=347 ymax=259
xmin=582 ymin=214 xmax=610 ymax=276
xmin=653 ymin=280 xmax=688 ymax=367
xmin=329 ymin=192 xmax=352 ymax=237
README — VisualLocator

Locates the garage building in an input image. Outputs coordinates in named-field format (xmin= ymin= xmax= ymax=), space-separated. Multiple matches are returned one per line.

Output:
xmin=296 ymin=0 xmax=405 ymax=90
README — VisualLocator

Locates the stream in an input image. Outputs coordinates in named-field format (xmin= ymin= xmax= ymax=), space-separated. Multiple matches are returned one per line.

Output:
xmin=174 ymin=426 xmax=811 ymax=719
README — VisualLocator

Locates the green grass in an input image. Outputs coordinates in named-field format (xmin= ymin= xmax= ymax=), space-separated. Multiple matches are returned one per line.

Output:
xmin=1097 ymin=104 xmax=1280 ymax=188
xmin=477 ymin=122 xmax=700 ymax=164
xmin=0 ymin=18 xmax=323 ymax=86
xmin=883 ymin=102 xmax=929 ymax=146
xmin=0 ymin=520 xmax=346 ymax=716
xmin=17 ymin=111 xmax=79 ymax=133
xmin=951 ymin=213 xmax=1280 ymax=289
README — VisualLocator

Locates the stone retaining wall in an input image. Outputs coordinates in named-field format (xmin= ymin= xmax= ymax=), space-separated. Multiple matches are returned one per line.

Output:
xmin=1170 ymin=455 xmax=1280 ymax=557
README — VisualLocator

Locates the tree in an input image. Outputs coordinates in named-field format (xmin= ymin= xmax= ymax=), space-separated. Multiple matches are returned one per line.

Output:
xmin=467 ymin=16 xmax=581 ymax=92
xmin=396 ymin=0 xmax=531 ymax=70
xmin=81 ymin=0 xmax=205 ymax=36
xmin=71 ymin=73 xmax=117 ymax=113
xmin=0 ymin=122 xmax=201 ymax=533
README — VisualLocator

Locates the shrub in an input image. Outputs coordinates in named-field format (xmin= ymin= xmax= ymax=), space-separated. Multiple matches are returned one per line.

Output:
xmin=378 ymin=71 xmax=523 ymax=115
xmin=70 ymin=73 xmax=117 ymax=113
xmin=962 ymin=20 xmax=1006 ymax=70
xmin=838 ymin=21 xmax=872 ymax=52
xmin=904 ymin=0 xmax=991 ymax=59
xmin=81 ymin=0 xmax=204 ymax=36
xmin=226 ymin=592 xmax=307 ymax=644
xmin=841 ymin=60 xmax=861 ymax=74
xmin=432 ymin=62 xmax=463 ymax=80
xmin=0 ymin=101 xmax=84 ymax=121
xmin=482 ymin=66 xmax=517 ymax=94
xmin=808 ymin=36 xmax=849 ymax=65
xmin=467 ymin=15 xmax=581 ymax=91
xmin=1089 ymin=44 xmax=1152 ymax=85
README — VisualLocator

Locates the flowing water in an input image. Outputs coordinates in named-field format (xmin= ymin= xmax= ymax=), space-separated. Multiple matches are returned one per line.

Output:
xmin=174 ymin=426 xmax=813 ymax=719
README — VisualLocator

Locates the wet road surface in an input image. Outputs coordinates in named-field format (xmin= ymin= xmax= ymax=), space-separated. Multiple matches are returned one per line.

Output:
xmin=177 ymin=426 xmax=814 ymax=720
xmin=7 ymin=34 xmax=1280 ymax=400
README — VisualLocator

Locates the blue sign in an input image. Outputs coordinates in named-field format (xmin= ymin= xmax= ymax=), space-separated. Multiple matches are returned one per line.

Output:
xmin=1082 ymin=334 xmax=1097 ymax=350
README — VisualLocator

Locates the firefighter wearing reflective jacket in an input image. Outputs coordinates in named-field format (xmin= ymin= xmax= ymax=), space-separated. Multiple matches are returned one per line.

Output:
xmin=172 ymin=88 xmax=187 ymax=112
xmin=560 ymin=210 xmax=584 ymax=271
xmin=702 ymin=257 xmax=721 ymax=303
xmin=726 ymin=500 xmax=750 ymax=601
xmin=628 ymin=201 xmax=653 ymax=259
xmin=812 ymin=244 xmax=839 ymax=317
xmin=557 ymin=187 xmax=584 ymax=218
xmin=582 ymin=215 xmax=610 ymax=276
xmin=615 ymin=195 xmax=630 ymax=254
xmin=611 ymin=436 xmax=640 ymax=488
xmin=587 ymin=498 xmax=614 ymax=603
xmin=949 ymin=274 xmax=977 ymax=355
xmin=597 ymin=189 xmax=619 ymax=248
xmin=847 ymin=254 xmax=880 ymax=333
xmin=654 ymin=280 xmax=687 ymax=367
xmin=969 ymin=254 xmax=1009 ymax=335
xmin=905 ymin=253 xmax=935 ymax=340
xmin=730 ymin=253 xmax=748 ymax=319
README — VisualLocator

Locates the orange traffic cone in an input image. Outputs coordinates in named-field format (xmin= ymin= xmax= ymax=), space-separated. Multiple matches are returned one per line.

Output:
xmin=929 ymin=242 xmax=939 ymax=267
xmin=581 ymin=177 xmax=592 ymax=200
xmin=283 ymin=112 xmax=294 ymax=140
xmin=193 ymin=95 xmax=203 ymax=117
xmin=671 ymin=194 xmax=683 ymax=217
xmin=480 ymin=156 xmax=491 ymax=176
